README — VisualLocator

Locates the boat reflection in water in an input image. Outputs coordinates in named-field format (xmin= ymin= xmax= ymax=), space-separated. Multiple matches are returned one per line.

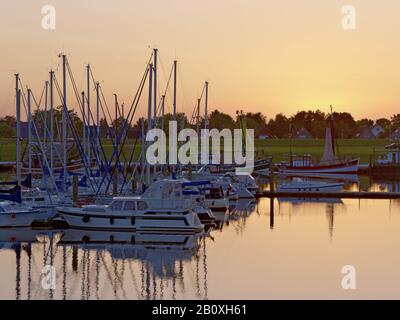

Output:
xmin=58 ymin=229 xmax=210 ymax=300
xmin=0 ymin=228 xmax=60 ymax=300
xmin=0 ymin=226 xmax=211 ymax=300
xmin=209 ymin=200 xmax=256 ymax=233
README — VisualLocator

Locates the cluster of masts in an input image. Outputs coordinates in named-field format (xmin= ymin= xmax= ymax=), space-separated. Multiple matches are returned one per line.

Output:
xmin=12 ymin=48 xmax=210 ymax=197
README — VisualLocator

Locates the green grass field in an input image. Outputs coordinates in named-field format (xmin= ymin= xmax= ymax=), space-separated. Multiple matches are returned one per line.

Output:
xmin=254 ymin=139 xmax=390 ymax=163
xmin=0 ymin=138 xmax=391 ymax=164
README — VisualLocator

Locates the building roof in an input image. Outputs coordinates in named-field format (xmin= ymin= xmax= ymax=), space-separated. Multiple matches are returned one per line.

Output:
xmin=294 ymin=127 xmax=312 ymax=139
xmin=355 ymin=126 xmax=375 ymax=139
xmin=390 ymin=128 xmax=400 ymax=139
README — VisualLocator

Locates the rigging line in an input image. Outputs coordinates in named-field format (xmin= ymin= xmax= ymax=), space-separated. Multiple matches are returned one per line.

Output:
xmin=177 ymin=65 xmax=190 ymax=115
xmin=97 ymin=54 xmax=152 ymax=194
xmin=97 ymin=53 xmax=153 ymax=190
xmin=189 ymin=102 xmax=197 ymax=125
xmin=97 ymin=84 xmax=130 ymax=170
xmin=82 ymin=82 xmax=110 ymax=170
xmin=53 ymin=79 xmax=98 ymax=193
xmin=98 ymin=85 xmax=130 ymax=167
xmin=156 ymin=64 xmax=174 ymax=117
xmin=102 ymin=63 xmax=149 ymax=195
xmin=199 ymin=82 xmax=206 ymax=102
xmin=53 ymin=76 xmax=97 ymax=192
xmin=82 ymin=91 xmax=114 ymax=184
xmin=157 ymin=53 xmax=169 ymax=102
xmin=103 ymin=66 xmax=148 ymax=194
xmin=19 ymin=89 xmax=60 ymax=194
xmin=119 ymin=134 xmax=139 ymax=193
xmin=19 ymin=81 xmax=46 ymax=160
xmin=98 ymin=85 xmax=114 ymax=127
xmin=66 ymin=59 xmax=105 ymax=182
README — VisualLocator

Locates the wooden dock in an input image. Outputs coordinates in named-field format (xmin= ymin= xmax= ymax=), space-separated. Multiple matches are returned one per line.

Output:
xmin=257 ymin=191 xmax=400 ymax=199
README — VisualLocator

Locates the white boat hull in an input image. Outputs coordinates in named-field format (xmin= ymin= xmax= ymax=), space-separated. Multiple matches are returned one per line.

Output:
xmin=277 ymin=183 xmax=344 ymax=193
xmin=204 ymin=198 xmax=229 ymax=211
xmin=0 ymin=212 xmax=36 ymax=228
xmin=58 ymin=208 xmax=204 ymax=233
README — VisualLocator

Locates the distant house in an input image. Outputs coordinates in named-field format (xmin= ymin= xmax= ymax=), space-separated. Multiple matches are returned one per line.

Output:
xmin=355 ymin=126 xmax=375 ymax=139
xmin=371 ymin=125 xmax=384 ymax=137
xmin=390 ymin=128 xmax=400 ymax=140
xmin=294 ymin=127 xmax=312 ymax=139
xmin=356 ymin=124 xmax=384 ymax=139
xmin=19 ymin=121 xmax=28 ymax=139
xmin=17 ymin=121 xmax=44 ymax=139
xmin=258 ymin=134 xmax=270 ymax=140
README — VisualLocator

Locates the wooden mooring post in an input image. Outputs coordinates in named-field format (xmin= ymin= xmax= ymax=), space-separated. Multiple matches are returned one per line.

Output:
xmin=113 ymin=170 xmax=118 ymax=195
xmin=72 ymin=175 xmax=78 ymax=204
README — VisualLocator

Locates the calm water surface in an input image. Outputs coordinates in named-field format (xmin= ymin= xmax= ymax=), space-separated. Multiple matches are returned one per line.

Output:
xmin=1 ymin=195 xmax=400 ymax=299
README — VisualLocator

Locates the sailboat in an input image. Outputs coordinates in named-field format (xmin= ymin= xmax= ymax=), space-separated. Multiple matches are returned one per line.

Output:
xmin=278 ymin=113 xmax=359 ymax=175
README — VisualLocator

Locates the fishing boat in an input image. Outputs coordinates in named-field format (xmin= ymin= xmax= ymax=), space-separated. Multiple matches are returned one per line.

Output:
xmin=56 ymin=179 xmax=204 ymax=233
xmin=277 ymin=178 xmax=344 ymax=193
xmin=0 ymin=201 xmax=39 ymax=228
xmin=278 ymin=113 xmax=359 ymax=175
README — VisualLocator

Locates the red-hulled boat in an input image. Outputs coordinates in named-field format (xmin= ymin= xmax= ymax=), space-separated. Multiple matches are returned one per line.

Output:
xmin=278 ymin=114 xmax=359 ymax=175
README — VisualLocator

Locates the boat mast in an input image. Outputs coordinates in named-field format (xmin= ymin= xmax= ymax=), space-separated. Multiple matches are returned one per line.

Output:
xmin=62 ymin=54 xmax=68 ymax=190
xmin=141 ymin=118 xmax=145 ymax=187
xmin=27 ymin=88 xmax=32 ymax=175
xmin=15 ymin=74 xmax=21 ymax=186
xmin=204 ymin=81 xmax=209 ymax=130
xmin=161 ymin=94 xmax=165 ymax=174
xmin=86 ymin=64 xmax=91 ymax=164
xmin=96 ymin=81 xmax=100 ymax=162
xmin=114 ymin=93 xmax=118 ymax=142
xmin=44 ymin=81 xmax=48 ymax=146
xmin=153 ymin=48 xmax=158 ymax=129
xmin=153 ymin=49 xmax=158 ymax=177
xmin=81 ymin=91 xmax=86 ymax=164
xmin=330 ymin=105 xmax=335 ymax=156
xmin=196 ymin=98 xmax=200 ymax=137
xmin=146 ymin=64 xmax=153 ymax=186
xmin=172 ymin=60 xmax=177 ymax=173
xmin=173 ymin=60 xmax=177 ymax=122
xmin=49 ymin=70 xmax=54 ymax=176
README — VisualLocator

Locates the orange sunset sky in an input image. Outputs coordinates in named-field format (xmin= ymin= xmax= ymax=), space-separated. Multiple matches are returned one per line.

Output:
xmin=0 ymin=0 xmax=399 ymax=121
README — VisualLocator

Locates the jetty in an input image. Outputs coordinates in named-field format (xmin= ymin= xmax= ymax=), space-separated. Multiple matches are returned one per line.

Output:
xmin=257 ymin=190 xmax=400 ymax=199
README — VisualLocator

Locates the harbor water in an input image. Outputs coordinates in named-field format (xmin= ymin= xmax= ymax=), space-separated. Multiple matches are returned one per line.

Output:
xmin=1 ymin=191 xmax=400 ymax=299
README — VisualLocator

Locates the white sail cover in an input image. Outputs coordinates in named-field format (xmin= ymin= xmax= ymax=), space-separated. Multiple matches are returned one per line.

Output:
xmin=320 ymin=127 xmax=338 ymax=164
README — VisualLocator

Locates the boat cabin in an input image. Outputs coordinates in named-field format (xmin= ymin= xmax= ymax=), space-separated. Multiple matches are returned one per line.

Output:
xmin=377 ymin=143 xmax=400 ymax=165
xmin=289 ymin=154 xmax=313 ymax=167
xmin=101 ymin=197 xmax=149 ymax=212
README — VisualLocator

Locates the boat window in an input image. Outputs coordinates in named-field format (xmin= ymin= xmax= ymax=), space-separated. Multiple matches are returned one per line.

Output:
xmin=111 ymin=201 xmax=123 ymax=211
xmin=84 ymin=207 xmax=105 ymax=213
xmin=35 ymin=198 xmax=45 ymax=202
xmin=124 ymin=201 xmax=136 ymax=210
xmin=137 ymin=201 xmax=148 ymax=210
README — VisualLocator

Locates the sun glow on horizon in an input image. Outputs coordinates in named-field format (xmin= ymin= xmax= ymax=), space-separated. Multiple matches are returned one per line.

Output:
xmin=0 ymin=0 xmax=399 ymax=121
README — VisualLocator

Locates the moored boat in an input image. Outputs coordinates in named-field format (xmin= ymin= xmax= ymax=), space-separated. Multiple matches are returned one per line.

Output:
xmin=0 ymin=201 xmax=39 ymax=228
xmin=57 ymin=179 xmax=204 ymax=233
xmin=277 ymin=178 xmax=344 ymax=193
xmin=278 ymin=112 xmax=359 ymax=175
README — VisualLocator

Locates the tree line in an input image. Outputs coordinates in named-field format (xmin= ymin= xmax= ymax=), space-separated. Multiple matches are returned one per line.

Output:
xmin=1 ymin=108 xmax=400 ymax=139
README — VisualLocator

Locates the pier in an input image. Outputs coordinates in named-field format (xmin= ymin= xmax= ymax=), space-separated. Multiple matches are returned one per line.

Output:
xmin=257 ymin=190 xmax=400 ymax=199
